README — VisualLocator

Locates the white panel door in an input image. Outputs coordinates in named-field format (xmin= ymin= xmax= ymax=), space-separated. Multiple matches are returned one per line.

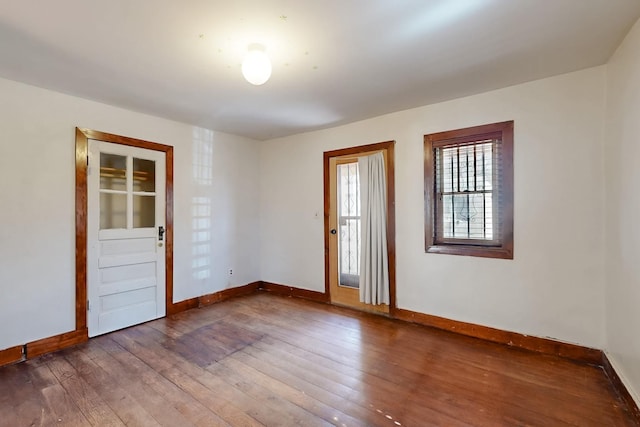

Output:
xmin=87 ymin=140 xmax=166 ymax=337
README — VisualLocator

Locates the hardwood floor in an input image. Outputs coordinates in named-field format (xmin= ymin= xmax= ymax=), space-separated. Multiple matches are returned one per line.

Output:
xmin=1 ymin=292 xmax=637 ymax=426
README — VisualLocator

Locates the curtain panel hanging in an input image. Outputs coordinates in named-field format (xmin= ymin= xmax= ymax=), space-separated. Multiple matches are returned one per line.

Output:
xmin=358 ymin=152 xmax=389 ymax=305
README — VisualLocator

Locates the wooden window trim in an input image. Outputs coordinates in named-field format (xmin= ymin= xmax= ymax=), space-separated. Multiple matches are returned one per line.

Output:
xmin=424 ymin=121 xmax=514 ymax=260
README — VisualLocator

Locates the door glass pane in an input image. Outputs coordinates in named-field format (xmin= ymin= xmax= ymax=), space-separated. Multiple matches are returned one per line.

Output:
xmin=337 ymin=162 xmax=360 ymax=288
xmin=100 ymin=193 xmax=127 ymax=229
xmin=100 ymin=154 xmax=126 ymax=191
xmin=133 ymin=158 xmax=155 ymax=192
xmin=133 ymin=195 xmax=155 ymax=228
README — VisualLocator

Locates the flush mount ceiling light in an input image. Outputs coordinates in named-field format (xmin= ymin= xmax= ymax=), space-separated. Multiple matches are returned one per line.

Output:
xmin=241 ymin=43 xmax=272 ymax=86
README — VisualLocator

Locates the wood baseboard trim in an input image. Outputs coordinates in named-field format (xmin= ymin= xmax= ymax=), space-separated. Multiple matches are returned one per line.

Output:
xmin=258 ymin=281 xmax=330 ymax=303
xmin=199 ymin=282 xmax=261 ymax=307
xmin=602 ymin=353 xmax=640 ymax=422
xmin=0 ymin=345 xmax=25 ymax=367
xmin=394 ymin=308 xmax=603 ymax=365
xmin=3 ymin=283 xmax=261 ymax=366
xmin=167 ymin=298 xmax=199 ymax=316
xmin=251 ymin=282 xmax=601 ymax=365
xmin=26 ymin=328 xmax=88 ymax=359
xmin=168 ymin=282 xmax=263 ymax=315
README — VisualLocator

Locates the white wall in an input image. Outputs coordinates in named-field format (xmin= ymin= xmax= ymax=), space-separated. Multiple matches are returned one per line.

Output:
xmin=260 ymin=66 xmax=608 ymax=348
xmin=604 ymin=18 xmax=640 ymax=405
xmin=0 ymin=77 xmax=260 ymax=350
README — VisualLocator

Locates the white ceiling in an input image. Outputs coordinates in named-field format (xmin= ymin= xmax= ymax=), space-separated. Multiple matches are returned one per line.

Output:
xmin=1 ymin=1 xmax=639 ymax=140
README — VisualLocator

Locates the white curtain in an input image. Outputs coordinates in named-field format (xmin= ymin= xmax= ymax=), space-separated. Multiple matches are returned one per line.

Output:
xmin=358 ymin=152 xmax=389 ymax=305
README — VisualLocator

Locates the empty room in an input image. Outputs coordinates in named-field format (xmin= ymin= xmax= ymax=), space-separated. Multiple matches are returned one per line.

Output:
xmin=1 ymin=1 xmax=640 ymax=425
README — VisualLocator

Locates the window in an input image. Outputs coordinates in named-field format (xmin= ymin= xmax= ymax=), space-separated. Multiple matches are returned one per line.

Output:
xmin=424 ymin=121 xmax=513 ymax=259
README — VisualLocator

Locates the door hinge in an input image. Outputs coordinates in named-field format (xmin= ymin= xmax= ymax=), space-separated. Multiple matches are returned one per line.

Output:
xmin=87 ymin=299 xmax=91 ymax=312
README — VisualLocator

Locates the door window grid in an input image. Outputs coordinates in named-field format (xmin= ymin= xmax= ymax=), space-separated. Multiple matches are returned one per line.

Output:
xmin=99 ymin=154 xmax=156 ymax=230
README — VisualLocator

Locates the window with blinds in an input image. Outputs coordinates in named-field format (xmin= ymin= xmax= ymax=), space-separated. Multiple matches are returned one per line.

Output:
xmin=424 ymin=121 xmax=514 ymax=259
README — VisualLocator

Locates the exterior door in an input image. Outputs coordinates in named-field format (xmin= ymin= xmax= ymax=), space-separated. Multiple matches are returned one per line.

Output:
xmin=327 ymin=148 xmax=391 ymax=314
xmin=87 ymin=139 xmax=166 ymax=337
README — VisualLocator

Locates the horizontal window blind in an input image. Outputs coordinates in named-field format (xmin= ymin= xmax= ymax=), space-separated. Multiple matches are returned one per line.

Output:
xmin=434 ymin=138 xmax=502 ymax=245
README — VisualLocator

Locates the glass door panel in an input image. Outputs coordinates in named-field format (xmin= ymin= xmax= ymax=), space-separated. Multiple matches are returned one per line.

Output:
xmin=132 ymin=157 xmax=156 ymax=229
xmin=133 ymin=195 xmax=155 ymax=228
xmin=100 ymin=153 xmax=127 ymax=229
xmin=99 ymin=193 xmax=127 ymax=229
xmin=133 ymin=158 xmax=155 ymax=192
xmin=100 ymin=153 xmax=126 ymax=190
xmin=337 ymin=162 xmax=361 ymax=288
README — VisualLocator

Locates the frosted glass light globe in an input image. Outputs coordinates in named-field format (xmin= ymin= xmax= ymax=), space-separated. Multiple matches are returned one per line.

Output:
xmin=241 ymin=45 xmax=272 ymax=85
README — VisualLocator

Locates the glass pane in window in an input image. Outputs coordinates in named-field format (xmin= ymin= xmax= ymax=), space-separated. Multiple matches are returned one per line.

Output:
xmin=133 ymin=195 xmax=155 ymax=228
xmin=442 ymin=193 xmax=494 ymax=240
xmin=133 ymin=158 xmax=155 ymax=192
xmin=476 ymin=143 xmax=493 ymax=191
xmin=100 ymin=193 xmax=127 ymax=229
xmin=459 ymin=146 xmax=470 ymax=192
xmin=438 ymin=142 xmax=494 ymax=194
xmin=337 ymin=162 xmax=360 ymax=288
xmin=438 ymin=147 xmax=455 ymax=193
xmin=442 ymin=194 xmax=454 ymax=238
xmin=484 ymin=193 xmax=494 ymax=240
xmin=100 ymin=153 xmax=126 ymax=191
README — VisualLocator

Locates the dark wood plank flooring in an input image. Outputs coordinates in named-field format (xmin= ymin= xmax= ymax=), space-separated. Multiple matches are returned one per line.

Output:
xmin=1 ymin=293 xmax=637 ymax=426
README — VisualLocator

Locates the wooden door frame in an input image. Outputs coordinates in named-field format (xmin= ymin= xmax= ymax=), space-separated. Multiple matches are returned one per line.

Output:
xmin=75 ymin=128 xmax=175 ymax=335
xmin=323 ymin=140 xmax=397 ymax=314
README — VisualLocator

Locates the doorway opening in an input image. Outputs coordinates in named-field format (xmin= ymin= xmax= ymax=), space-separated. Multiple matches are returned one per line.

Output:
xmin=323 ymin=141 xmax=396 ymax=314
xmin=75 ymin=128 xmax=174 ymax=337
